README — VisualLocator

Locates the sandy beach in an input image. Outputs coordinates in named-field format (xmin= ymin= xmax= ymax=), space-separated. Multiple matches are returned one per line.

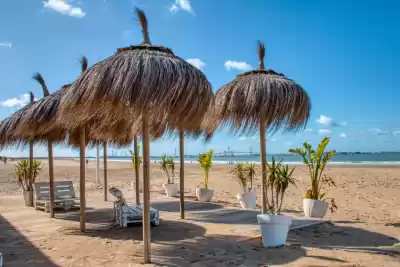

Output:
xmin=1 ymin=159 xmax=400 ymax=266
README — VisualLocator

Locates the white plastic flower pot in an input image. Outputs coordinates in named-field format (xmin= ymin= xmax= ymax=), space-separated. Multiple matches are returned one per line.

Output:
xmin=236 ymin=191 xmax=256 ymax=209
xmin=195 ymin=187 xmax=214 ymax=202
xmin=23 ymin=190 xmax=31 ymax=206
xmin=163 ymin=183 xmax=178 ymax=197
xmin=257 ymin=213 xmax=292 ymax=247
xmin=303 ymin=198 xmax=329 ymax=218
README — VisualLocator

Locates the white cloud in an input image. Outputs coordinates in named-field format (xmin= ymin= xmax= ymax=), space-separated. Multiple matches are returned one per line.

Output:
xmin=238 ymin=136 xmax=247 ymax=141
xmin=169 ymin=0 xmax=194 ymax=15
xmin=271 ymin=138 xmax=277 ymax=142
xmin=224 ymin=60 xmax=252 ymax=71
xmin=304 ymin=128 xmax=313 ymax=133
xmin=1 ymin=94 xmax=35 ymax=108
xmin=0 ymin=42 xmax=12 ymax=48
xmin=339 ymin=133 xmax=347 ymax=138
xmin=316 ymin=115 xmax=346 ymax=127
xmin=43 ymin=0 xmax=85 ymax=18
xmin=186 ymin=58 xmax=206 ymax=70
xmin=318 ymin=129 xmax=332 ymax=135
xmin=393 ymin=130 xmax=400 ymax=136
xmin=284 ymin=141 xmax=293 ymax=147
xmin=368 ymin=128 xmax=389 ymax=136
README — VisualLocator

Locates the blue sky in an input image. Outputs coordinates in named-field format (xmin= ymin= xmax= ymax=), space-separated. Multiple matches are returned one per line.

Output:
xmin=0 ymin=0 xmax=399 ymax=157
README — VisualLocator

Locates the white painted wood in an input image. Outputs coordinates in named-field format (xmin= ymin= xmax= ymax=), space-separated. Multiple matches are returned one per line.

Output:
xmin=34 ymin=181 xmax=77 ymax=212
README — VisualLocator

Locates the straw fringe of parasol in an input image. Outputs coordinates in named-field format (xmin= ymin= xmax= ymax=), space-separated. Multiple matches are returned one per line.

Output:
xmin=212 ymin=41 xmax=311 ymax=135
xmin=59 ymin=9 xmax=213 ymax=131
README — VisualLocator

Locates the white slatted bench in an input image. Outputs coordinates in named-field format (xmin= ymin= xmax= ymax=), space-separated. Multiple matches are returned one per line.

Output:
xmin=34 ymin=181 xmax=78 ymax=213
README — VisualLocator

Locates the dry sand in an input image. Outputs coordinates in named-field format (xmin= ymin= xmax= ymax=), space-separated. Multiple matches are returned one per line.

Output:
xmin=0 ymin=159 xmax=399 ymax=266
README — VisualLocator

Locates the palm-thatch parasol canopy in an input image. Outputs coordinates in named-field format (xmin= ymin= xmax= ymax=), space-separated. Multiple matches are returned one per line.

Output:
xmin=59 ymin=8 xmax=213 ymax=131
xmin=58 ymin=8 xmax=214 ymax=263
xmin=0 ymin=92 xmax=68 ymax=150
xmin=214 ymin=41 xmax=311 ymax=214
xmin=213 ymin=42 xmax=311 ymax=135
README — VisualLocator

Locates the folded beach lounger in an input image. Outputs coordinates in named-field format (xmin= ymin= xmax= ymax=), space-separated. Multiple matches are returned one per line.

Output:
xmin=109 ymin=187 xmax=160 ymax=228
xmin=34 ymin=181 xmax=78 ymax=212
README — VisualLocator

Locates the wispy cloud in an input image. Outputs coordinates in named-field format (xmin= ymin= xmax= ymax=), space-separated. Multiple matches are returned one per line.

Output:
xmin=238 ymin=135 xmax=258 ymax=141
xmin=0 ymin=42 xmax=12 ymax=48
xmin=1 ymin=94 xmax=35 ymax=108
xmin=186 ymin=58 xmax=206 ymax=70
xmin=368 ymin=128 xmax=389 ymax=136
xmin=304 ymin=128 xmax=313 ymax=133
xmin=224 ymin=60 xmax=252 ymax=71
xmin=271 ymin=138 xmax=277 ymax=142
xmin=393 ymin=130 xmax=400 ymax=136
xmin=169 ymin=0 xmax=194 ymax=15
xmin=43 ymin=0 xmax=85 ymax=18
xmin=316 ymin=115 xmax=346 ymax=127
xmin=339 ymin=133 xmax=347 ymax=138
xmin=318 ymin=129 xmax=332 ymax=135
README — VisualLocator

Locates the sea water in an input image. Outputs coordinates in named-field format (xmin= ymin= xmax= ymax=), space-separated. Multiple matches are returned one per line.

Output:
xmin=95 ymin=152 xmax=400 ymax=166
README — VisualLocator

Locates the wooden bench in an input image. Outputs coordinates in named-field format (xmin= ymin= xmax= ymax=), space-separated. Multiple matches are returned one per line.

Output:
xmin=34 ymin=181 xmax=78 ymax=213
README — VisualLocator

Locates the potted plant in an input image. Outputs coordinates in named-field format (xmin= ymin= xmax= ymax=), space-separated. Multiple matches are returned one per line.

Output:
xmin=257 ymin=157 xmax=296 ymax=247
xmin=128 ymin=147 xmax=143 ymax=192
xmin=231 ymin=162 xmax=257 ymax=209
xmin=196 ymin=149 xmax=214 ymax=202
xmin=289 ymin=137 xmax=337 ymax=218
xmin=160 ymin=155 xmax=178 ymax=197
xmin=14 ymin=159 xmax=42 ymax=206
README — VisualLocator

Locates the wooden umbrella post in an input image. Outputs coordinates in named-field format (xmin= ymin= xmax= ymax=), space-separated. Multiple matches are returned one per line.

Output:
xmin=28 ymin=140 xmax=34 ymax=207
xmin=48 ymin=140 xmax=55 ymax=218
xmin=79 ymin=126 xmax=86 ymax=232
xmin=134 ymin=135 xmax=140 ymax=205
xmin=179 ymin=130 xmax=185 ymax=219
xmin=259 ymin=114 xmax=267 ymax=214
xmin=103 ymin=141 xmax=108 ymax=201
xmin=142 ymin=114 xmax=151 ymax=263
xmin=96 ymin=145 xmax=100 ymax=184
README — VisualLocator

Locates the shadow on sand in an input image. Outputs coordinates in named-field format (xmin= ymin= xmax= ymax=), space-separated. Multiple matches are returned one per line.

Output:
xmin=0 ymin=214 xmax=59 ymax=267
xmin=60 ymin=219 xmax=207 ymax=243
xmin=288 ymin=222 xmax=400 ymax=256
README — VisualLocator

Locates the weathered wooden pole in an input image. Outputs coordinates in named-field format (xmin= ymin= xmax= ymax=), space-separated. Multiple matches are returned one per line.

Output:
xmin=103 ymin=142 xmax=108 ymax=201
xmin=142 ymin=114 xmax=151 ymax=263
xmin=179 ymin=130 xmax=185 ymax=219
xmin=134 ymin=135 xmax=140 ymax=205
xmin=260 ymin=113 xmax=267 ymax=214
xmin=79 ymin=127 xmax=86 ymax=232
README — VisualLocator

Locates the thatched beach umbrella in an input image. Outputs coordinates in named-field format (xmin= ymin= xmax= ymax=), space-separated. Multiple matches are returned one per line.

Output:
xmin=19 ymin=57 xmax=129 ymax=220
xmin=59 ymin=8 xmax=213 ymax=263
xmin=214 ymin=42 xmax=311 ymax=213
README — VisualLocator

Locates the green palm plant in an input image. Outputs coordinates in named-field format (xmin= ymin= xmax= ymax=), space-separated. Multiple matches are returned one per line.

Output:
xmin=160 ymin=155 xmax=171 ymax=184
xmin=230 ymin=162 xmax=247 ymax=192
xmin=265 ymin=157 xmax=283 ymax=211
xmin=197 ymin=149 xmax=214 ymax=189
xmin=289 ymin=137 xmax=336 ymax=200
xmin=275 ymin=165 xmax=296 ymax=212
xmin=167 ymin=156 xmax=175 ymax=183
xmin=14 ymin=159 xmax=42 ymax=191
xmin=128 ymin=146 xmax=142 ymax=169
xmin=245 ymin=162 xmax=257 ymax=191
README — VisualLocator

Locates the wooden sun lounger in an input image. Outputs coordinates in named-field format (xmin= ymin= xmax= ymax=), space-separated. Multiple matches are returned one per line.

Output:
xmin=34 ymin=181 xmax=78 ymax=213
